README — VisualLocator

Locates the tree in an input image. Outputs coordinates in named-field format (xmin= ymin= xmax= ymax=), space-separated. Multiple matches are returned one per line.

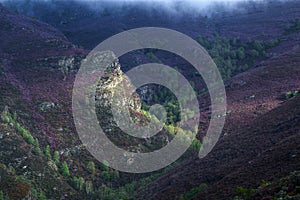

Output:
xmin=254 ymin=41 xmax=264 ymax=52
xmin=61 ymin=161 xmax=70 ymax=177
xmin=85 ymin=181 xmax=93 ymax=195
xmin=13 ymin=111 xmax=17 ymax=121
xmin=34 ymin=139 xmax=42 ymax=156
xmin=21 ymin=129 xmax=35 ymax=145
xmin=53 ymin=151 xmax=60 ymax=164
xmin=100 ymin=161 xmax=109 ymax=171
xmin=0 ymin=191 xmax=4 ymax=200
xmin=44 ymin=145 xmax=51 ymax=160
xmin=30 ymin=188 xmax=38 ymax=199
xmin=87 ymin=161 xmax=95 ymax=175
xmin=251 ymin=50 xmax=259 ymax=57
xmin=0 ymin=64 xmax=3 ymax=76
xmin=237 ymin=47 xmax=245 ymax=60
xmin=78 ymin=177 xmax=85 ymax=191
xmin=101 ymin=171 xmax=111 ymax=180
xmin=235 ymin=186 xmax=255 ymax=198
xmin=39 ymin=191 xmax=46 ymax=200
xmin=111 ymin=170 xmax=119 ymax=179
xmin=180 ymin=183 xmax=207 ymax=200
xmin=72 ymin=177 xmax=85 ymax=191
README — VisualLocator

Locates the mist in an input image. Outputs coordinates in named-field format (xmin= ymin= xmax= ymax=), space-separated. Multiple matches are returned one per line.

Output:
xmin=1 ymin=0 xmax=293 ymax=49
xmin=0 ymin=0 xmax=289 ymax=18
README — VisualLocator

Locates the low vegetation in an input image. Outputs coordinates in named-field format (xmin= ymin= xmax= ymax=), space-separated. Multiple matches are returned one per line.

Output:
xmin=179 ymin=183 xmax=207 ymax=200
xmin=233 ymin=172 xmax=300 ymax=200
xmin=234 ymin=186 xmax=255 ymax=199
xmin=285 ymin=18 xmax=300 ymax=35
xmin=1 ymin=110 xmax=42 ymax=153
xmin=0 ymin=63 xmax=3 ymax=76
xmin=286 ymin=90 xmax=299 ymax=100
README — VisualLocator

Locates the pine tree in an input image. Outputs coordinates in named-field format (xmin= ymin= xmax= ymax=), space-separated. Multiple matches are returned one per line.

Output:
xmin=34 ymin=139 xmax=42 ymax=156
xmin=87 ymin=161 xmax=95 ymax=175
xmin=61 ymin=161 xmax=70 ymax=177
xmin=44 ymin=145 xmax=51 ymax=160
xmin=85 ymin=181 xmax=93 ymax=195
xmin=13 ymin=111 xmax=17 ymax=121
xmin=53 ymin=150 xmax=60 ymax=164
xmin=78 ymin=177 xmax=85 ymax=191
xmin=39 ymin=191 xmax=46 ymax=200
xmin=0 ymin=191 xmax=4 ymax=200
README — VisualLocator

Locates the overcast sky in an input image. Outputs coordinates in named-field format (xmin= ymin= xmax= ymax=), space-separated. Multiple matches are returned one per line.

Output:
xmin=0 ymin=0 xmax=288 ymax=16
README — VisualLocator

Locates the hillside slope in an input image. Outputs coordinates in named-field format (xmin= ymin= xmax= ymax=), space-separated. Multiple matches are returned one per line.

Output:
xmin=138 ymin=48 xmax=300 ymax=200
xmin=1 ymin=2 xmax=300 ymax=200
xmin=0 ymin=3 xmax=86 ymax=148
xmin=0 ymin=4 xmax=87 ymax=199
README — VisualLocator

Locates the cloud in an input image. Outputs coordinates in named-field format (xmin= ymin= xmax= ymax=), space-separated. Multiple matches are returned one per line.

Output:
xmin=0 ymin=0 xmax=289 ymax=18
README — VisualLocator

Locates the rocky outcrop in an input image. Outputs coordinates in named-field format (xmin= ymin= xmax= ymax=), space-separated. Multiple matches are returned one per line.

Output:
xmin=34 ymin=54 xmax=85 ymax=73
xmin=95 ymin=52 xmax=142 ymax=132
xmin=95 ymin=54 xmax=141 ymax=110
xmin=91 ymin=51 xmax=172 ymax=152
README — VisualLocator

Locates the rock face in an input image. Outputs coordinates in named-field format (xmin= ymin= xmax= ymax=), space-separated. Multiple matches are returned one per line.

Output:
xmin=94 ymin=51 xmax=142 ymax=131
xmin=92 ymin=52 xmax=172 ymax=152
xmin=95 ymin=52 xmax=141 ymax=111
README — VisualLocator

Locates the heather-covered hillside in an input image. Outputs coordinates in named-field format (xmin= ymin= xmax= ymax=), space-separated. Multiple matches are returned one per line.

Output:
xmin=0 ymin=1 xmax=300 ymax=199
